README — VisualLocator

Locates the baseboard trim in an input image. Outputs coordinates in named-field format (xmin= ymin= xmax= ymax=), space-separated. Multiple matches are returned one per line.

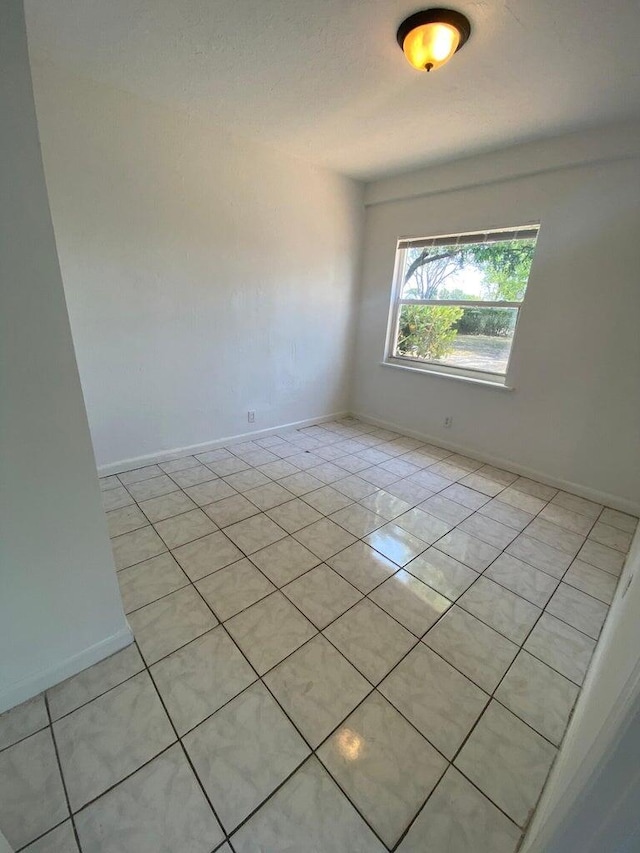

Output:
xmin=97 ymin=411 xmax=349 ymax=476
xmin=0 ymin=626 xmax=134 ymax=714
xmin=353 ymin=411 xmax=640 ymax=517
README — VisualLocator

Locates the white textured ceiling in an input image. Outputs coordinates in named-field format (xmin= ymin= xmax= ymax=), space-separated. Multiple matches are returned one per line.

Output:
xmin=25 ymin=0 xmax=640 ymax=180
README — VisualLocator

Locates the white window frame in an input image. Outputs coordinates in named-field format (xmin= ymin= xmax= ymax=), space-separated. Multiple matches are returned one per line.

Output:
xmin=384 ymin=224 xmax=539 ymax=387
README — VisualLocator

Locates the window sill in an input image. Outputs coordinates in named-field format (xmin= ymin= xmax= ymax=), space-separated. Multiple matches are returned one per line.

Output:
xmin=381 ymin=359 xmax=515 ymax=390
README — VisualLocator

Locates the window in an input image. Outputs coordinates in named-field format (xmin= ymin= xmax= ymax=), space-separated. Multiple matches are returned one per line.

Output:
xmin=385 ymin=225 xmax=539 ymax=384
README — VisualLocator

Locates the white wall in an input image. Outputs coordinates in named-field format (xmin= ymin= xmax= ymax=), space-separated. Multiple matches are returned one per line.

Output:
xmin=0 ymin=0 xmax=131 ymax=714
xmin=353 ymin=124 xmax=640 ymax=511
xmin=523 ymin=527 xmax=640 ymax=852
xmin=29 ymin=60 xmax=363 ymax=469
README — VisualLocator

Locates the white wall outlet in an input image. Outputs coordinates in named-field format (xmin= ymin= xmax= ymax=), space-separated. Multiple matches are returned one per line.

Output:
xmin=247 ymin=410 xmax=255 ymax=423
xmin=444 ymin=416 xmax=453 ymax=428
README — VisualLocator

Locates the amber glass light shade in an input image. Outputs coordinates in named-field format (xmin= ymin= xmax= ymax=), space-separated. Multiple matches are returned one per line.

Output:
xmin=397 ymin=9 xmax=471 ymax=72
xmin=402 ymin=22 xmax=460 ymax=71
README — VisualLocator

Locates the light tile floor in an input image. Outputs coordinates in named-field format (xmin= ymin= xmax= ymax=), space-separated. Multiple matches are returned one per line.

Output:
xmin=1 ymin=417 xmax=636 ymax=852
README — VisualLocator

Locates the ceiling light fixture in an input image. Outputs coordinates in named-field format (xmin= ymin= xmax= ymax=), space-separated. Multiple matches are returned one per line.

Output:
xmin=397 ymin=8 xmax=471 ymax=72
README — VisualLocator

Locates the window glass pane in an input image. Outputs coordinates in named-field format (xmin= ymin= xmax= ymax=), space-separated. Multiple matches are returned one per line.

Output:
xmin=400 ymin=236 xmax=537 ymax=301
xmin=394 ymin=305 xmax=518 ymax=375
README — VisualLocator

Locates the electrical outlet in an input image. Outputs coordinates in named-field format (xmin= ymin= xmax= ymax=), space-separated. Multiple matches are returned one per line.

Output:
xmin=444 ymin=416 xmax=453 ymax=428
xmin=247 ymin=410 xmax=255 ymax=424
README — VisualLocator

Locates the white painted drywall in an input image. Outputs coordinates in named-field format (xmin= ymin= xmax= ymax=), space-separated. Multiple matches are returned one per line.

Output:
xmin=29 ymin=61 xmax=363 ymax=469
xmin=522 ymin=527 xmax=640 ymax=852
xmin=353 ymin=123 xmax=640 ymax=510
xmin=0 ymin=0 xmax=131 ymax=714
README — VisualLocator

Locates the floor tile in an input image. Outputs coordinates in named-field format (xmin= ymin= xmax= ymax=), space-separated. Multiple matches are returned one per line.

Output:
xmin=358 ymin=465 xmax=402 ymax=488
xmin=511 ymin=477 xmax=557 ymax=502
xmin=419 ymin=494 xmax=474 ymax=525
xmin=326 ymin=541 xmax=398 ymax=593
xmin=409 ymin=469 xmax=454 ymax=494
xmin=102 ymin=485 xmax=135 ymax=511
xmin=195 ymin=448 xmax=234 ymax=464
xmin=282 ymin=564 xmax=362 ymax=629
xmin=332 ymin=474 xmax=379 ymax=500
xmin=379 ymin=644 xmax=488 ymax=759
xmin=293 ymin=518 xmax=357 ymax=560
xmin=359 ymin=489 xmax=412 ymax=520
xmin=0 ymin=693 xmax=48 ymax=751
xmin=257 ymin=459 xmax=301 ymax=480
xmin=441 ymin=483 xmax=491 ymax=510
xmin=385 ymin=478 xmax=434 ymax=506
xmin=524 ymin=613 xmax=596 ymax=685
xmin=264 ymin=635 xmax=370 ymax=747
xmin=0 ymin=729 xmax=68 ymax=849
xmin=244 ymin=481 xmax=294 ymax=511
xmin=394 ymin=507 xmax=453 ymax=543
xmin=53 ymin=671 xmax=175 ymax=810
xmin=22 ymin=820 xmax=79 ymax=853
xmin=457 ymin=577 xmax=541 ymax=644
xmin=405 ymin=548 xmax=478 ymax=601
xmin=524 ymin=518 xmax=584 ymax=556
xmin=168 ymin=464 xmax=219 ymax=488
xmin=478 ymin=497 xmax=534 ymax=531
xmin=397 ymin=766 xmax=522 ymax=853
xmin=551 ymin=491 xmax=602 ymax=520
xmin=496 ymin=651 xmax=579 ymax=745
xmin=106 ymin=504 xmax=148 ymax=538
xmin=196 ymin=558 xmax=276 ymax=620
xmin=99 ymin=474 xmax=120 ymax=491
xmin=224 ymin=514 xmax=287 ymax=554
xmin=223 ymin=469 xmax=272 ymax=493
xmin=129 ymin=586 xmax=218 ymax=665
xmin=184 ymin=682 xmax=309 ymax=832
xmin=150 ymin=628 xmax=256 ymax=735
xmin=307 ymin=462 xmax=350 ymax=485
xmin=138 ymin=490 xmax=196 ymax=523
xmin=250 ymin=536 xmax=321 ymax=586
xmin=47 ymin=644 xmax=145 ymax=721
xmin=474 ymin=464 xmax=517 ymax=484
xmin=154 ymin=507 xmax=217 ymax=549
xmin=202 ymin=493 xmax=260 ymax=527
xmin=277 ymin=471 xmax=324 ymax=496
xmin=434 ymin=528 xmax=500 ymax=571
xmin=423 ymin=606 xmax=518 ymax=693
xmin=323 ymin=599 xmax=416 ymax=684
xmin=266 ymin=497 xmax=323 ymax=532
xmin=231 ymin=757 xmax=385 ymax=852
xmin=458 ymin=472 xmax=504 ymax=496
xmin=205 ymin=456 xmax=251 ymax=477
xmin=127 ymin=539 xmax=189 ymax=598
xmin=599 ymin=507 xmax=638 ymax=534
xmin=158 ymin=455 xmax=200 ymax=474
xmin=564 ymin=559 xmax=618 ymax=604
xmin=75 ymin=744 xmax=223 ymax=853
xmin=112 ymin=526 xmax=166 ymax=570
xmin=454 ymin=701 xmax=556 ymax=827
xmin=172 ymin=531 xmax=244 ymax=581
xmin=118 ymin=465 xmax=163 ymax=485
xmin=364 ymin=523 xmax=428 ymax=566
xmin=334 ymin=453 xmax=371 ymax=473
xmin=538 ymin=503 xmax=594 ymax=536
xmin=369 ymin=570 xmax=450 ymax=637
xmin=302 ymin=485 xmax=354 ymax=514
xmin=506 ymin=534 xmax=572 ymax=578
xmin=484 ymin=553 xmax=558 ymax=608
xmin=225 ymin=592 xmax=316 ymax=675
xmin=318 ymin=692 xmax=446 ymax=848
xmin=126 ymin=474 xmax=180 ymax=502
xmin=184 ymin=479 xmax=237 ymax=506
xmin=588 ymin=521 xmax=632 ymax=553
xmin=496 ymin=487 xmax=546 ymax=515
xmin=577 ymin=539 xmax=626 ymax=576
xmin=329 ymin=504 xmax=386 ymax=537
xmin=458 ymin=513 xmax=519 ymax=550
xmin=546 ymin=583 xmax=608 ymax=639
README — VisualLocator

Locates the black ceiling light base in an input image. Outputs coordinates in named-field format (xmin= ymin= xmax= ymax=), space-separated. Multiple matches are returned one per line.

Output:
xmin=396 ymin=8 xmax=471 ymax=53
